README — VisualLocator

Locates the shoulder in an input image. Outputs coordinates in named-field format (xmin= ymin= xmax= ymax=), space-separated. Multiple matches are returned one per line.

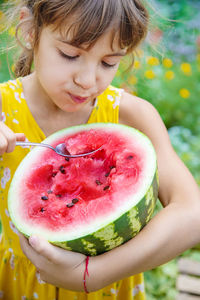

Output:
xmin=119 ymin=91 xmax=163 ymax=130
xmin=119 ymin=91 xmax=171 ymax=148
xmin=99 ymin=85 xmax=124 ymax=101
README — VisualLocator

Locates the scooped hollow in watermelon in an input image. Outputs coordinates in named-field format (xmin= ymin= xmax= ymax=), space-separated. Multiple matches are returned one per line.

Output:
xmin=8 ymin=123 xmax=158 ymax=256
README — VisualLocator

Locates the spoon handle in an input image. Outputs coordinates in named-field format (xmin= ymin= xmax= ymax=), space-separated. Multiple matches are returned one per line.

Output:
xmin=16 ymin=141 xmax=54 ymax=150
xmin=16 ymin=141 xmax=102 ymax=158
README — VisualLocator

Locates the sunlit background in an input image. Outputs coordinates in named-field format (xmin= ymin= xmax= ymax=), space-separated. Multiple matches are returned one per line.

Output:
xmin=0 ymin=0 xmax=200 ymax=299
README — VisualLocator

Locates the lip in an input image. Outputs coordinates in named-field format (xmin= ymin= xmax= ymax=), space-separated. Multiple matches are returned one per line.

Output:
xmin=69 ymin=93 xmax=89 ymax=104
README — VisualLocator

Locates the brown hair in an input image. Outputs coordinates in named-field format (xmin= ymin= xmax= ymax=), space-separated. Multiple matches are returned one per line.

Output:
xmin=8 ymin=0 xmax=149 ymax=77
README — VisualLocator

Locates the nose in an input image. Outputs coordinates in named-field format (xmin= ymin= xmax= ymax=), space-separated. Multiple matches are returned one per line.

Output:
xmin=74 ymin=65 xmax=97 ymax=90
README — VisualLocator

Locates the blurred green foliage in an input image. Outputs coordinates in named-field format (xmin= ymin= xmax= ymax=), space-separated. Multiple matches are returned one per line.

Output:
xmin=0 ymin=0 xmax=200 ymax=299
xmin=169 ymin=126 xmax=200 ymax=185
xmin=145 ymin=260 xmax=178 ymax=300
xmin=0 ymin=34 xmax=13 ymax=82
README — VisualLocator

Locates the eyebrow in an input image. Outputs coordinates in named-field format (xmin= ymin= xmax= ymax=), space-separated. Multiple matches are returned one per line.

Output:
xmin=57 ymin=38 xmax=126 ymax=57
xmin=106 ymin=52 xmax=126 ymax=57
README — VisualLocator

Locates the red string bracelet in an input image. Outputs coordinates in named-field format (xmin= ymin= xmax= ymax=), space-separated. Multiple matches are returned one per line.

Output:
xmin=83 ymin=256 xmax=90 ymax=293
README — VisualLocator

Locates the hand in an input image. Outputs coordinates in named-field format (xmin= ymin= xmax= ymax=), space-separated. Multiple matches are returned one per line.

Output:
xmin=19 ymin=233 xmax=86 ymax=291
xmin=0 ymin=121 xmax=25 ymax=155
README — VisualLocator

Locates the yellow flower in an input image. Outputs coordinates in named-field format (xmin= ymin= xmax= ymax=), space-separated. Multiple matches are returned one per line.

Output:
xmin=8 ymin=26 xmax=16 ymax=37
xmin=128 ymin=75 xmax=138 ymax=85
xmin=145 ymin=70 xmax=156 ymax=79
xmin=146 ymin=56 xmax=159 ymax=66
xmin=165 ymin=71 xmax=174 ymax=80
xmin=134 ymin=60 xmax=141 ymax=69
xmin=181 ymin=63 xmax=192 ymax=75
xmin=179 ymin=88 xmax=190 ymax=99
xmin=162 ymin=58 xmax=173 ymax=68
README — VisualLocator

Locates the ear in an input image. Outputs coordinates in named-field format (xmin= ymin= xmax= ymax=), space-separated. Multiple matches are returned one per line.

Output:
xmin=20 ymin=6 xmax=32 ymax=22
xmin=19 ymin=7 xmax=35 ymax=45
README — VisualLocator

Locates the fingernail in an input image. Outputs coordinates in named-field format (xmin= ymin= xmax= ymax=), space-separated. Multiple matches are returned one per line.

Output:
xmin=29 ymin=235 xmax=38 ymax=247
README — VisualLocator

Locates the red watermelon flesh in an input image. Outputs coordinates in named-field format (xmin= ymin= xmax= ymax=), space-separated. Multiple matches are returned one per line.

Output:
xmin=8 ymin=124 xmax=158 ymax=255
xmin=22 ymin=129 xmax=143 ymax=230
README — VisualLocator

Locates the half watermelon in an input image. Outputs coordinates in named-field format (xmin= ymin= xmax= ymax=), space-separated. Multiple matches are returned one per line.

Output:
xmin=8 ymin=123 xmax=158 ymax=256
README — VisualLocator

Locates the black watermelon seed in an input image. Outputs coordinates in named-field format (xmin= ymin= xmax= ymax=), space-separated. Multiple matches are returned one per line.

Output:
xmin=59 ymin=166 xmax=66 ymax=174
xmin=72 ymin=198 xmax=79 ymax=204
xmin=67 ymin=203 xmax=74 ymax=208
xmin=95 ymin=180 xmax=102 ymax=185
xmin=47 ymin=190 xmax=53 ymax=194
xmin=41 ymin=196 xmax=48 ymax=200
xmin=110 ymin=166 xmax=115 ymax=169
xmin=127 ymin=155 xmax=134 ymax=160
xmin=52 ymin=172 xmax=57 ymax=177
xmin=65 ymin=157 xmax=70 ymax=161
xmin=56 ymin=194 xmax=62 ymax=198
xmin=103 ymin=185 xmax=110 ymax=191
xmin=105 ymin=172 xmax=110 ymax=177
xmin=40 ymin=207 xmax=45 ymax=212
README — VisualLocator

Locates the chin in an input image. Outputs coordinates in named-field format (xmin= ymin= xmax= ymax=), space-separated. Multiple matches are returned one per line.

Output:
xmin=63 ymin=104 xmax=82 ymax=113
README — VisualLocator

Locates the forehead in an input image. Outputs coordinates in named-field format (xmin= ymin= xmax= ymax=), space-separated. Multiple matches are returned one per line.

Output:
xmin=48 ymin=9 xmax=123 ymax=50
xmin=50 ymin=24 xmax=125 ymax=53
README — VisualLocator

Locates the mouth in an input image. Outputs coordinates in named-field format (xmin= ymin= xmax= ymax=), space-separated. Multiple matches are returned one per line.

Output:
xmin=69 ymin=93 xmax=89 ymax=104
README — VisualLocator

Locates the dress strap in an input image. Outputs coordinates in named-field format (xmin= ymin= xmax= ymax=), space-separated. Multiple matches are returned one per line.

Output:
xmin=87 ymin=85 xmax=124 ymax=124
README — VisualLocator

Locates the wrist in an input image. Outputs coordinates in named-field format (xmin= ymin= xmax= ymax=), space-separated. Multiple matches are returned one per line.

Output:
xmin=83 ymin=256 xmax=90 ymax=293
xmin=86 ymin=255 xmax=106 ymax=292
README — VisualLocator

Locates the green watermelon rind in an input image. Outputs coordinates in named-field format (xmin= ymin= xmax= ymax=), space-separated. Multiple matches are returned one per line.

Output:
xmin=54 ymin=170 xmax=158 ymax=256
xmin=8 ymin=123 xmax=158 ymax=255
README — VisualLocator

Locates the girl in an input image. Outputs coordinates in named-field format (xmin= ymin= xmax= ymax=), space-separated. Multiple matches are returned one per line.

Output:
xmin=0 ymin=0 xmax=200 ymax=299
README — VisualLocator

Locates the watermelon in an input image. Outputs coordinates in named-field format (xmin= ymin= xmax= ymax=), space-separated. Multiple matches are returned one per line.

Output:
xmin=8 ymin=123 xmax=158 ymax=256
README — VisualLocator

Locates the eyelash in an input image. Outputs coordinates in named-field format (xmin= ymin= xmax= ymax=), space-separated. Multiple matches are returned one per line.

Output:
xmin=59 ymin=50 xmax=117 ymax=68
xmin=102 ymin=61 xmax=117 ymax=68
xmin=59 ymin=50 xmax=78 ymax=60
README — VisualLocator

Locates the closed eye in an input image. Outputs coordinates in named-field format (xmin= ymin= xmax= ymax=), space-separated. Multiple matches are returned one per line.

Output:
xmin=58 ymin=50 xmax=79 ymax=60
xmin=102 ymin=61 xmax=117 ymax=68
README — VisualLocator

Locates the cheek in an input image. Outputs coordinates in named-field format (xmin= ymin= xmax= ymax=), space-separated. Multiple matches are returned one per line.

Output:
xmin=36 ymin=56 xmax=70 ymax=86
xmin=35 ymin=47 xmax=67 ymax=78
xmin=99 ymin=67 xmax=118 ymax=87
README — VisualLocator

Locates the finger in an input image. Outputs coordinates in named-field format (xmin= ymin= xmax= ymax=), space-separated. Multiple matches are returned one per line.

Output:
xmin=29 ymin=235 xmax=69 ymax=264
xmin=15 ymin=133 xmax=26 ymax=141
xmin=0 ymin=122 xmax=16 ymax=153
xmin=0 ymin=131 xmax=8 ymax=155
xmin=19 ymin=233 xmax=35 ymax=258
xmin=29 ymin=235 xmax=86 ymax=266
xmin=19 ymin=233 xmax=44 ymax=269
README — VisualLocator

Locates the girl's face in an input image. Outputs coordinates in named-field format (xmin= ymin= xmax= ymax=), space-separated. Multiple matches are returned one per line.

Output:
xmin=33 ymin=26 xmax=126 ymax=112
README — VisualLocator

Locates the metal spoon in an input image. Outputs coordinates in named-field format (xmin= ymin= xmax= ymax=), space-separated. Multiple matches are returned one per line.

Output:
xmin=16 ymin=141 xmax=101 ymax=158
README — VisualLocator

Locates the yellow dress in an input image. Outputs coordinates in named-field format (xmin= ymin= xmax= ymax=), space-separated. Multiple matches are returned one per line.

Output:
xmin=0 ymin=78 xmax=146 ymax=300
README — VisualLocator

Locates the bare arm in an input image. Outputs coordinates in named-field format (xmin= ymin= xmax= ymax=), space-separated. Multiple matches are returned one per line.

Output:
xmin=87 ymin=92 xmax=200 ymax=290
xmin=19 ymin=92 xmax=200 ymax=292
